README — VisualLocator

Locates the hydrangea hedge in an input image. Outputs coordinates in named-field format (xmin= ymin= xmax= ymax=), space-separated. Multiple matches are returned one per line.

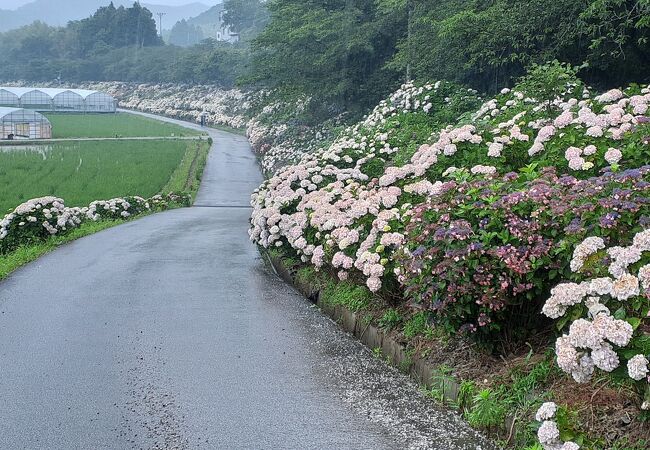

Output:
xmin=0 ymin=193 xmax=190 ymax=254
xmin=248 ymin=69 xmax=650 ymax=421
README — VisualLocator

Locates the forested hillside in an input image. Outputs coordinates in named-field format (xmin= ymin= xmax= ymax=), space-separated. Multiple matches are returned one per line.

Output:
xmin=2 ymin=0 xmax=649 ymax=107
xmin=248 ymin=0 xmax=650 ymax=114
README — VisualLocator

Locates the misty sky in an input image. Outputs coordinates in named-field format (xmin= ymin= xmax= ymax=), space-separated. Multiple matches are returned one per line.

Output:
xmin=2 ymin=0 xmax=222 ymax=8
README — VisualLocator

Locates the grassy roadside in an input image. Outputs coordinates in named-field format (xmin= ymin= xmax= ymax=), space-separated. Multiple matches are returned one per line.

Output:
xmin=0 ymin=139 xmax=192 ymax=214
xmin=266 ymin=247 xmax=650 ymax=450
xmin=162 ymin=139 xmax=212 ymax=201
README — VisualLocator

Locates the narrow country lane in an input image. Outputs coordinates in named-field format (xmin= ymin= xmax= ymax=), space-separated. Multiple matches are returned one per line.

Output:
xmin=0 ymin=112 xmax=494 ymax=450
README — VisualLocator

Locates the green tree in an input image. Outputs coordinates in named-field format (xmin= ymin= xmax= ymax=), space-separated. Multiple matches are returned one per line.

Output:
xmin=222 ymin=0 xmax=270 ymax=36
xmin=250 ymin=0 xmax=404 ymax=114
xmin=69 ymin=2 xmax=162 ymax=57
xmin=169 ymin=19 xmax=205 ymax=47
xmin=579 ymin=0 xmax=650 ymax=83
xmin=388 ymin=0 xmax=587 ymax=92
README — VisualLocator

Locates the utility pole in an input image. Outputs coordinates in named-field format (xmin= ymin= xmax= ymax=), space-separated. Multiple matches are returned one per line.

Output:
xmin=156 ymin=12 xmax=166 ymax=37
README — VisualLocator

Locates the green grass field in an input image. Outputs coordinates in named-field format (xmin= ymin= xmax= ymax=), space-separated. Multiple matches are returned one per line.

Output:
xmin=44 ymin=113 xmax=202 ymax=138
xmin=0 ymin=140 xmax=208 ymax=213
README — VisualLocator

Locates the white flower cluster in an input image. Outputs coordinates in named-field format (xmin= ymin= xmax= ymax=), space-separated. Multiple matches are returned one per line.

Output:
xmin=83 ymin=82 xmax=252 ymax=129
xmin=555 ymin=305 xmax=633 ymax=382
xmin=535 ymin=402 xmax=580 ymax=450
xmin=0 ymin=196 xmax=82 ymax=241
xmin=86 ymin=197 xmax=146 ymax=220
xmin=569 ymin=236 xmax=605 ymax=272
xmin=627 ymin=354 xmax=649 ymax=381
xmin=544 ymin=232 xmax=650 ymax=385
xmin=472 ymin=84 xmax=648 ymax=171
xmin=250 ymin=81 xmax=474 ymax=291
xmin=1 ymin=193 xmax=189 ymax=252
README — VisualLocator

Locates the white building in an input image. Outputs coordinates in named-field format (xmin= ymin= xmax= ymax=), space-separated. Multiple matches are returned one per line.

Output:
xmin=216 ymin=10 xmax=239 ymax=43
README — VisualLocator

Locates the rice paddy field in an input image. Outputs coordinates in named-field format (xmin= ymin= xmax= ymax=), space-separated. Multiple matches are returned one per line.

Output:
xmin=43 ymin=113 xmax=202 ymax=138
xmin=0 ymin=140 xmax=206 ymax=213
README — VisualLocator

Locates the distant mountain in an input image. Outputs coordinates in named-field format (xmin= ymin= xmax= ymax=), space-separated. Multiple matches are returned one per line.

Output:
xmin=1 ymin=0 xmax=32 ymax=10
xmin=143 ymin=2 xmax=215 ymax=32
xmin=0 ymin=0 xmax=212 ymax=32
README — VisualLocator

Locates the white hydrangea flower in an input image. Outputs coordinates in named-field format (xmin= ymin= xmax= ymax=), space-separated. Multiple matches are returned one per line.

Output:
xmin=627 ymin=354 xmax=649 ymax=381
xmin=591 ymin=343 xmax=620 ymax=372
xmin=637 ymin=264 xmax=650 ymax=292
xmin=611 ymin=273 xmax=640 ymax=301
xmin=535 ymin=402 xmax=557 ymax=421
xmin=538 ymin=420 xmax=560 ymax=446
xmin=570 ymin=236 xmax=605 ymax=272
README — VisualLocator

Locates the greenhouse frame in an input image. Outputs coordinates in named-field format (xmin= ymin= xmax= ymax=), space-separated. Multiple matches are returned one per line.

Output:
xmin=0 ymin=107 xmax=52 ymax=139
xmin=0 ymin=87 xmax=117 ymax=113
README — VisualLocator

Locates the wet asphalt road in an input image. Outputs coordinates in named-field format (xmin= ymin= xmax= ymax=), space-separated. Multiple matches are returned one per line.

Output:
xmin=0 ymin=112 xmax=494 ymax=449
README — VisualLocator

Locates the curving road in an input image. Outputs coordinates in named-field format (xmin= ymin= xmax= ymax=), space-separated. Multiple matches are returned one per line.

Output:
xmin=0 ymin=112 xmax=494 ymax=450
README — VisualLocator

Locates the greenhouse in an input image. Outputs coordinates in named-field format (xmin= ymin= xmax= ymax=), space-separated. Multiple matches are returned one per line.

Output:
xmin=0 ymin=87 xmax=117 ymax=113
xmin=0 ymin=107 xmax=52 ymax=139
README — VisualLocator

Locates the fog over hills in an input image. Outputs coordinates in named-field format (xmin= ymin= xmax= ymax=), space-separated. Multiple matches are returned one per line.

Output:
xmin=1 ymin=0 xmax=32 ymax=9
xmin=0 ymin=0 xmax=221 ymax=32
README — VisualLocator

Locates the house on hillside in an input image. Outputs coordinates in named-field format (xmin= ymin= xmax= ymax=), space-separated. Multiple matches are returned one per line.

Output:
xmin=216 ymin=9 xmax=239 ymax=43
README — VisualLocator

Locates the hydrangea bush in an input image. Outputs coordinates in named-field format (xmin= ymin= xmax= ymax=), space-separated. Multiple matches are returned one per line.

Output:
xmin=534 ymin=402 xmax=581 ymax=450
xmin=398 ymin=166 xmax=650 ymax=340
xmin=542 ymin=229 xmax=650 ymax=407
xmin=248 ymin=70 xmax=650 ymax=432
xmin=0 ymin=192 xmax=190 ymax=253
xmin=250 ymin=81 xmax=482 ymax=291
xmin=84 ymin=82 xmax=252 ymax=129
xmin=250 ymin=76 xmax=650 ymax=296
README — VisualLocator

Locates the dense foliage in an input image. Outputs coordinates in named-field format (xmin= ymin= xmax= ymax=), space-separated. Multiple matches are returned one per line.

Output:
xmin=384 ymin=0 xmax=650 ymax=92
xmin=222 ymin=0 xmax=270 ymax=37
xmin=0 ymin=2 xmax=162 ymax=82
xmin=168 ymin=19 xmax=204 ymax=47
xmin=249 ymin=0 xmax=650 ymax=112
xmin=69 ymin=2 xmax=162 ymax=54
xmin=250 ymin=0 xmax=404 ymax=113
xmin=401 ymin=167 xmax=650 ymax=341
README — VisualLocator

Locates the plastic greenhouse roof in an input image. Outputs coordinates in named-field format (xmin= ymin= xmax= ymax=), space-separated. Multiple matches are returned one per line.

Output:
xmin=0 ymin=107 xmax=23 ymax=116
xmin=0 ymin=107 xmax=50 ymax=121
xmin=0 ymin=87 xmax=113 ymax=99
